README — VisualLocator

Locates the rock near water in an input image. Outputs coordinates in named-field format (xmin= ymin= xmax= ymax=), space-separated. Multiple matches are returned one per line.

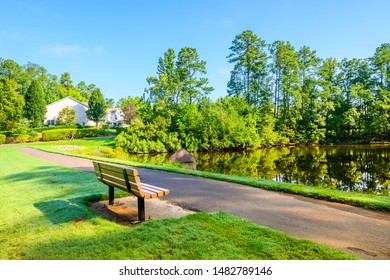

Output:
xmin=169 ymin=148 xmax=196 ymax=163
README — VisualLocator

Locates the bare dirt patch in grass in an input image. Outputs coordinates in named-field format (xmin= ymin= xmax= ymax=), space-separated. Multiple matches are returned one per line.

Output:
xmin=90 ymin=197 xmax=195 ymax=225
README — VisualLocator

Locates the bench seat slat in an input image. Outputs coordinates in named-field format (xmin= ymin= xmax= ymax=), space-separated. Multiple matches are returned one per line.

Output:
xmin=140 ymin=183 xmax=170 ymax=195
xmin=142 ymin=187 xmax=166 ymax=198
xmin=141 ymin=188 xmax=158 ymax=199
xmin=131 ymin=189 xmax=146 ymax=198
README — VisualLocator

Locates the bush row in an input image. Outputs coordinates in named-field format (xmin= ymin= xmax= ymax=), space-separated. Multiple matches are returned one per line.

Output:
xmin=0 ymin=131 xmax=13 ymax=137
xmin=0 ymin=134 xmax=6 ymax=144
xmin=41 ymin=128 xmax=115 ymax=141
xmin=1 ymin=132 xmax=40 ymax=144
xmin=33 ymin=125 xmax=90 ymax=132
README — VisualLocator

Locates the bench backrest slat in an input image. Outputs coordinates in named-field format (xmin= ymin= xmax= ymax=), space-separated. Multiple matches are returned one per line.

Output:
xmin=98 ymin=168 xmax=140 ymax=184
xmin=101 ymin=178 xmax=129 ymax=193
xmin=93 ymin=161 xmax=145 ymax=197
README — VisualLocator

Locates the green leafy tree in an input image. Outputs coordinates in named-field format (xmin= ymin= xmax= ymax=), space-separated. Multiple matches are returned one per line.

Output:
xmin=146 ymin=47 xmax=213 ymax=106
xmin=45 ymin=74 xmax=62 ymax=104
xmin=372 ymin=43 xmax=390 ymax=90
xmin=24 ymin=62 xmax=49 ymax=95
xmin=176 ymin=47 xmax=214 ymax=104
xmin=60 ymin=72 xmax=73 ymax=90
xmin=23 ymin=80 xmax=46 ymax=127
xmin=105 ymin=98 xmax=115 ymax=108
xmin=337 ymin=58 xmax=373 ymax=140
xmin=227 ymin=30 xmax=269 ymax=107
xmin=117 ymin=96 xmax=149 ymax=120
xmin=270 ymin=41 xmax=300 ymax=141
xmin=371 ymin=43 xmax=390 ymax=137
xmin=56 ymin=106 xmax=77 ymax=125
xmin=296 ymin=46 xmax=324 ymax=143
xmin=77 ymin=81 xmax=92 ymax=100
xmin=146 ymin=48 xmax=180 ymax=105
xmin=0 ymin=79 xmax=25 ymax=130
xmin=86 ymin=88 xmax=107 ymax=127
xmin=0 ymin=59 xmax=27 ymax=95
xmin=317 ymin=58 xmax=341 ymax=140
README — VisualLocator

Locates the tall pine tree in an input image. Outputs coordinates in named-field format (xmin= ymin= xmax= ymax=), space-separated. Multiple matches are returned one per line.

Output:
xmin=227 ymin=30 xmax=269 ymax=107
xmin=24 ymin=79 xmax=46 ymax=127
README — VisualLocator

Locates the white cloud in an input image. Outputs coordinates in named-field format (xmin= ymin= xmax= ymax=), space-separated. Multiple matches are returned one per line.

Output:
xmin=41 ymin=44 xmax=105 ymax=57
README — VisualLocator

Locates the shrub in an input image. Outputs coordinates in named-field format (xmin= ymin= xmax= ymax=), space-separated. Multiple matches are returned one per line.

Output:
xmin=34 ymin=125 xmax=88 ymax=132
xmin=14 ymin=134 xmax=29 ymax=143
xmin=0 ymin=134 xmax=6 ymax=144
xmin=5 ymin=137 xmax=16 ymax=144
xmin=11 ymin=119 xmax=30 ymax=143
xmin=0 ymin=131 xmax=12 ymax=137
xmin=115 ymin=126 xmax=126 ymax=134
xmin=41 ymin=129 xmax=75 ymax=141
xmin=41 ymin=127 xmax=114 ymax=141
xmin=28 ymin=131 xmax=40 ymax=142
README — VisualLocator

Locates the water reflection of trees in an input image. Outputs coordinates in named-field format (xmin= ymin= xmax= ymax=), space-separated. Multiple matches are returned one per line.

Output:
xmin=194 ymin=145 xmax=389 ymax=195
xmin=127 ymin=145 xmax=389 ymax=195
xmin=194 ymin=148 xmax=289 ymax=180
xmin=324 ymin=146 xmax=390 ymax=195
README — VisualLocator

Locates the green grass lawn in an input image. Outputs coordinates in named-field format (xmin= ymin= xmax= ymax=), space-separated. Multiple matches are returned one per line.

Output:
xmin=0 ymin=146 xmax=357 ymax=260
xmin=29 ymin=137 xmax=390 ymax=212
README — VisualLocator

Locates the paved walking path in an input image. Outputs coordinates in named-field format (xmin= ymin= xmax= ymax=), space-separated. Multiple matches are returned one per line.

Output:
xmin=18 ymin=148 xmax=390 ymax=260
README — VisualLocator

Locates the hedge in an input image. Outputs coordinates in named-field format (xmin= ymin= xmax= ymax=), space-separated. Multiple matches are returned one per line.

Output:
xmin=0 ymin=134 xmax=6 ymax=144
xmin=34 ymin=125 xmax=90 ymax=132
xmin=41 ymin=128 xmax=116 ymax=141
xmin=0 ymin=131 xmax=13 ymax=137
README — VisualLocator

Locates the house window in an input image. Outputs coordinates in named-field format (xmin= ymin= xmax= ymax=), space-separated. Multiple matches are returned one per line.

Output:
xmin=47 ymin=119 xmax=55 ymax=126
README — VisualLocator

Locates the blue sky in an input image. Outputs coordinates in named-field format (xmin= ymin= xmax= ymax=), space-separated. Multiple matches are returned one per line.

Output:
xmin=1 ymin=0 xmax=390 ymax=102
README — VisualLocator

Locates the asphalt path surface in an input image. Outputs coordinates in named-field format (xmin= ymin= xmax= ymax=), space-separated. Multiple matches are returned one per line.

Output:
xmin=18 ymin=147 xmax=390 ymax=259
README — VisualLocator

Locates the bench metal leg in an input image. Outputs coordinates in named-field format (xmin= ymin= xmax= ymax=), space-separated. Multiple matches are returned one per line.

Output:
xmin=137 ymin=197 xmax=145 ymax=222
xmin=108 ymin=186 xmax=114 ymax=205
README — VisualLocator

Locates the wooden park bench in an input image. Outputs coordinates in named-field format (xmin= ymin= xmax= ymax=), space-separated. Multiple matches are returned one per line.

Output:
xmin=92 ymin=161 xmax=170 ymax=222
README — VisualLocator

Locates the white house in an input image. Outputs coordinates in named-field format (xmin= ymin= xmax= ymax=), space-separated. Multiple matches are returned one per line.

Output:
xmin=105 ymin=108 xmax=125 ymax=127
xmin=45 ymin=96 xmax=95 ymax=126
xmin=45 ymin=96 xmax=124 ymax=127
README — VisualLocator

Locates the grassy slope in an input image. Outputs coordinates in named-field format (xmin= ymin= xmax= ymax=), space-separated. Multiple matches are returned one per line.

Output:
xmin=29 ymin=137 xmax=390 ymax=211
xmin=0 ymin=147 xmax=357 ymax=260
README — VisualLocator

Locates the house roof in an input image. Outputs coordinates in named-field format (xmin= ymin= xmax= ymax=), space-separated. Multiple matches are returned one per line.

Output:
xmin=106 ymin=108 xmax=123 ymax=113
xmin=46 ymin=96 xmax=89 ymax=108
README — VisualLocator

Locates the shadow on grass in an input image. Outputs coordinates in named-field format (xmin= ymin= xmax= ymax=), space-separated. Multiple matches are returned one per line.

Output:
xmin=33 ymin=199 xmax=91 ymax=224
xmin=3 ymin=165 xmax=103 ymax=196
xmin=3 ymin=164 xmax=107 ymax=224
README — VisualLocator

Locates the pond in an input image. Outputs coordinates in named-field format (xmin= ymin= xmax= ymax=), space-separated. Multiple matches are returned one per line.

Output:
xmin=125 ymin=144 xmax=390 ymax=196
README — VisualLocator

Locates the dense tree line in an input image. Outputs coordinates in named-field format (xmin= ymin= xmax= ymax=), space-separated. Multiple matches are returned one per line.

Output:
xmin=2 ymin=30 xmax=390 ymax=151
xmin=0 ymin=59 xmax=102 ymax=130
xmin=116 ymin=31 xmax=390 ymax=153
xmin=225 ymin=30 xmax=390 ymax=144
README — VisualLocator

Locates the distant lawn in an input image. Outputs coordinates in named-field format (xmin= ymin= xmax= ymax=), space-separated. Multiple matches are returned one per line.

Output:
xmin=0 ymin=146 xmax=357 ymax=260
xmin=28 ymin=137 xmax=390 ymax=212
